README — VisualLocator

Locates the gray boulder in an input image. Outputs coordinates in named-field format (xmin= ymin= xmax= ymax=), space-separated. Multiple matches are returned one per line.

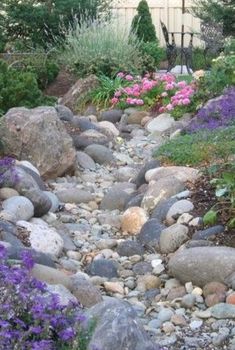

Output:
xmin=84 ymin=144 xmax=115 ymax=164
xmin=2 ymin=196 xmax=34 ymax=221
xmin=76 ymin=151 xmax=96 ymax=170
xmin=101 ymin=109 xmax=123 ymax=123
xmin=21 ymin=189 xmax=52 ymax=217
xmin=137 ymin=219 xmax=165 ymax=248
xmin=87 ymin=299 xmax=160 ymax=350
xmin=169 ymin=246 xmax=235 ymax=287
xmin=73 ymin=130 xmax=109 ymax=149
xmin=55 ymin=105 xmax=74 ymax=122
xmin=132 ymin=160 xmax=160 ymax=188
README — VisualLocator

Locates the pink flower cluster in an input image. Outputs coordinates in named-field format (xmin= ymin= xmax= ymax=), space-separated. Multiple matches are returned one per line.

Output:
xmin=111 ymin=72 xmax=195 ymax=111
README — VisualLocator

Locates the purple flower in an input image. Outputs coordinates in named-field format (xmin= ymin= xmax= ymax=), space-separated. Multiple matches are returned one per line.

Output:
xmin=20 ymin=250 xmax=35 ymax=270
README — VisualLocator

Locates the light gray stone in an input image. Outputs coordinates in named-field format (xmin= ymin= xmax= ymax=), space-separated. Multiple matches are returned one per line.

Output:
xmin=2 ymin=196 xmax=34 ymax=221
xmin=160 ymin=224 xmax=189 ymax=253
xmin=56 ymin=188 xmax=93 ymax=204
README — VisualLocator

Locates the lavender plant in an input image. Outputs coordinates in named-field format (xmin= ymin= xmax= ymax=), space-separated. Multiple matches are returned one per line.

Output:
xmin=0 ymin=156 xmax=17 ymax=186
xmin=187 ymin=87 xmax=235 ymax=133
xmin=0 ymin=245 xmax=90 ymax=350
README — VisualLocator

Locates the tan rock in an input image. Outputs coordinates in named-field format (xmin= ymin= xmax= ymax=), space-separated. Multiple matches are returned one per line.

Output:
xmin=137 ymin=275 xmax=161 ymax=292
xmin=145 ymin=166 xmax=200 ymax=184
xmin=0 ymin=188 xmax=19 ymax=199
xmin=121 ymin=207 xmax=148 ymax=235
xmin=104 ymin=281 xmax=124 ymax=294
xmin=98 ymin=121 xmax=120 ymax=137
xmin=127 ymin=111 xmax=149 ymax=125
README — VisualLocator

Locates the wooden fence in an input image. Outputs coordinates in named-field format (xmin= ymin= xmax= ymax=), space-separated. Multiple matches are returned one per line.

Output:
xmin=112 ymin=0 xmax=202 ymax=47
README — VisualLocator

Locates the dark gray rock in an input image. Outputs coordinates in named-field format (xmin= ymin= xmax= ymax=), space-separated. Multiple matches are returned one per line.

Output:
xmin=86 ymin=299 xmax=160 ymax=350
xmin=185 ymin=240 xmax=215 ymax=248
xmin=22 ymin=189 xmax=52 ymax=217
xmin=76 ymin=151 xmax=96 ymax=170
xmin=133 ymin=262 xmax=152 ymax=275
xmin=43 ymin=191 xmax=60 ymax=213
xmin=72 ymin=116 xmax=99 ymax=131
xmin=8 ymin=245 xmax=55 ymax=267
xmin=73 ymin=130 xmax=109 ymax=149
xmin=192 ymin=225 xmax=225 ymax=240
xmin=87 ymin=259 xmax=118 ymax=278
xmin=18 ymin=165 xmax=46 ymax=191
xmin=124 ymin=193 xmax=144 ymax=210
xmin=137 ymin=219 xmax=165 ymax=248
xmin=0 ymin=220 xmax=24 ymax=247
xmin=55 ymin=104 xmax=74 ymax=122
xmin=169 ymin=246 xmax=235 ymax=287
xmin=100 ymin=189 xmax=131 ymax=211
xmin=117 ymin=240 xmax=144 ymax=257
xmin=101 ymin=109 xmax=123 ymax=123
xmin=132 ymin=160 xmax=160 ymax=188
xmin=151 ymin=197 xmax=178 ymax=222
xmin=84 ymin=144 xmax=115 ymax=164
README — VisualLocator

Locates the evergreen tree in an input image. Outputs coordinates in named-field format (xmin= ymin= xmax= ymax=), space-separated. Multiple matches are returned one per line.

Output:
xmin=131 ymin=0 xmax=157 ymax=42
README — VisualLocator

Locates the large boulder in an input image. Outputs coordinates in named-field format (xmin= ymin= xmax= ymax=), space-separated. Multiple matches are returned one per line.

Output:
xmin=169 ymin=246 xmax=235 ymax=287
xmin=0 ymin=107 xmax=76 ymax=179
xmin=60 ymin=75 xmax=99 ymax=113
xmin=86 ymin=299 xmax=160 ymax=350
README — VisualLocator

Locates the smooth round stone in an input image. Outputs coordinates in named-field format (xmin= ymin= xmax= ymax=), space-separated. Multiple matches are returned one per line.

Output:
xmin=73 ymin=130 xmax=109 ymax=149
xmin=101 ymin=109 xmax=123 ymax=123
xmin=189 ymin=319 xmax=203 ymax=330
xmin=133 ymin=262 xmax=152 ymax=275
xmin=148 ymin=319 xmax=162 ymax=329
xmin=192 ymin=225 xmax=225 ymax=240
xmin=115 ymin=166 xmax=136 ymax=182
xmin=98 ymin=121 xmax=120 ymax=137
xmin=132 ymin=159 xmax=160 ymax=188
xmin=55 ymin=104 xmax=74 ymax=122
xmin=158 ymin=308 xmax=174 ymax=322
xmin=117 ymin=240 xmax=144 ymax=257
xmin=86 ymin=259 xmax=118 ymax=278
xmin=0 ymin=188 xmax=19 ymax=200
xmin=151 ymin=197 xmax=178 ymax=222
xmin=23 ymin=188 xmax=52 ymax=217
xmin=76 ymin=151 xmax=96 ymax=170
xmin=166 ymin=199 xmax=194 ymax=225
xmin=137 ymin=218 xmax=165 ymax=247
xmin=84 ymin=144 xmax=115 ymax=164
xmin=160 ymin=224 xmax=189 ymax=254
xmin=100 ymin=189 xmax=131 ymax=211
xmin=43 ymin=191 xmax=60 ymax=213
xmin=121 ymin=207 xmax=148 ymax=235
xmin=146 ymin=113 xmax=175 ymax=133
xmin=70 ymin=275 xmax=103 ymax=307
xmin=72 ymin=116 xmax=98 ymax=131
xmin=181 ymin=294 xmax=196 ymax=308
xmin=2 ymin=196 xmax=34 ymax=221
xmin=136 ymin=275 xmax=161 ymax=292
xmin=124 ymin=194 xmax=144 ymax=210
xmin=211 ymin=303 xmax=235 ymax=319
xmin=203 ymin=281 xmax=228 ymax=297
xmin=56 ymin=188 xmax=93 ymax=204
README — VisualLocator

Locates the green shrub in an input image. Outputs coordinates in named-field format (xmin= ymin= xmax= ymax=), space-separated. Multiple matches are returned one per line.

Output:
xmin=139 ymin=42 xmax=165 ymax=71
xmin=191 ymin=47 xmax=216 ymax=70
xmin=131 ymin=0 xmax=157 ymax=43
xmin=61 ymin=19 xmax=143 ymax=78
xmin=154 ymin=124 xmax=235 ymax=166
xmin=0 ymin=60 xmax=55 ymax=116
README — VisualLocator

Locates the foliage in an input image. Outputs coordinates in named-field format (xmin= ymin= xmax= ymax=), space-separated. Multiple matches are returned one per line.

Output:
xmin=192 ymin=0 xmax=235 ymax=37
xmin=131 ymin=0 xmax=157 ymax=43
xmin=224 ymin=37 xmax=235 ymax=55
xmin=61 ymin=19 xmax=143 ymax=78
xmin=203 ymin=163 xmax=235 ymax=228
xmin=186 ymin=87 xmax=235 ymax=132
xmin=0 ymin=60 xmax=55 ymax=116
xmin=111 ymin=73 xmax=195 ymax=114
xmin=90 ymin=75 xmax=131 ymax=108
xmin=0 ymin=245 xmax=93 ymax=350
xmin=190 ymin=47 xmax=216 ymax=70
xmin=154 ymin=124 xmax=235 ymax=166
xmin=0 ymin=0 xmax=112 ymax=49
xmin=139 ymin=41 xmax=165 ymax=72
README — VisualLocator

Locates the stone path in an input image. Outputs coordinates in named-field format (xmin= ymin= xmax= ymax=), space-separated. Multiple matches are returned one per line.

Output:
xmin=1 ymin=106 xmax=235 ymax=349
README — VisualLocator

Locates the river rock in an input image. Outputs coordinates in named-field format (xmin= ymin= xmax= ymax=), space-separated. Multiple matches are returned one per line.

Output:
xmin=72 ymin=116 xmax=99 ymax=131
xmin=0 ymin=188 xmax=19 ymax=200
xmin=210 ymin=303 xmax=235 ymax=319
xmin=146 ymin=113 xmax=175 ymax=133
xmin=169 ymin=246 xmax=235 ymax=287
xmin=141 ymin=177 xmax=184 ymax=212
xmin=101 ymin=109 xmax=123 ymax=123
xmin=84 ymin=144 xmax=115 ymax=164
xmin=160 ymin=224 xmax=189 ymax=253
xmin=121 ymin=207 xmax=148 ymax=235
xmin=166 ymin=200 xmax=194 ymax=225
xmin=151 ymin=198 xmax=178 ymax=222
xmin=73 ymin=130 xmax=109 ymax=149
xmin=0 ymin=220 xmax=24 ymax=247
xmin=55 ymin=104 xmax=74 ymax=122
xmin=145 ymin=166 xmax=200 ymax=184
xmin=100 ymin=189 xmax=131 ymax=211
xmin=0 ymin=107 xmax=76 ymax=179
xmin=98 ymin=121 xmax=120 ymax=137
xmin=2 ymin=196 xmax=34 ymax=221
xmin=21 ymin=188 xmax=52 ymax=217
xmin=17 ymin=220 xmax=64 ymax=257
xmin=87 ymin=299 xmax=160 ymax=350
xmin=192 ymin=225 xmax=225 ymax=240
xmin=70 ymin=275 xmax=103 ymax=307
xmin=56 ymin=188 xmax=93 ymax=204
xmin=127 ymin=111 xmax=149 ymax=125
xmin=137 ymin=219 xmax=165 ymax=248
xmin=86 ymin=259 xmax=118 ymax=278
xmin=132 ymin=160 xmax=160 ymax=188
xmin=76 ymin=151 xmax=96 ymax=170
xmin=117 ymin=240 xmax=144 ymax=257
xmin=43 ymin=191 xmax=60 ymax=213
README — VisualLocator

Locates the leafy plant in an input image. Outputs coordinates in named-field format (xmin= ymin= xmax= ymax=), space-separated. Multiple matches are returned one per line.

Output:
xmin=154 ymin=124 xmax=235 ymax=166
xmin=131 ymin=0 xmax=157 ymax=42
xmin=61 ymin=19 xmax=143 ymax=78
xmin=139 ymin=41 xmax=165 ymax=72
xmin=203 ymin=163 xmax=235 ymax=227
xmin=0 ymin=59 xmax=55 ymax=116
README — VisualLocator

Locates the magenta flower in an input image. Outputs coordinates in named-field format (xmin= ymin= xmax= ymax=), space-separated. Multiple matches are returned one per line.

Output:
xmin=125 ymin=74 xmax=134 ymax=81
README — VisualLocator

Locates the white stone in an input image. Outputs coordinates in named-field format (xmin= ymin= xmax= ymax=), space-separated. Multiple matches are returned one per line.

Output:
xmin=146 ymin=113 xmax=175 ymax=134
xmin=98 ymin=121 xmax=120 ymax=137
xmin=177 ymin=213 xmax=194 ymax=224
xmin=145 ymin=166 xmax=200 ymax=184
xmin=166 ymin=200 xmax=194 ymax=225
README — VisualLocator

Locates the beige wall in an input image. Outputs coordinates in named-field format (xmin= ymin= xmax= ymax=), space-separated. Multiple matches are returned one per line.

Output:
xmin=112 ymin=0 xmax=202 ymax=47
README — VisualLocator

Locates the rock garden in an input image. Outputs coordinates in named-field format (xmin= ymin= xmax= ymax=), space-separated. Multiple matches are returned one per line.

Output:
xmin=0 ymin=0 xmax=234 ymax=349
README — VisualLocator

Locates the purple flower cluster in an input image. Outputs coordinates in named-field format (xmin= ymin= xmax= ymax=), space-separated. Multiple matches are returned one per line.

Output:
xmin=0 ymin=245 xmax=87 ymax=350
xmin=187 ymin=87 xmax=235 ymax=133
xmin=0 ymin=156 xmax=17 ymax=187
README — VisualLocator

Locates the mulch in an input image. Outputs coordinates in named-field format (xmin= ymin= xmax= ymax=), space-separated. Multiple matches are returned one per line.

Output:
xmin=189 ymin=174 xmax=235 ymax=247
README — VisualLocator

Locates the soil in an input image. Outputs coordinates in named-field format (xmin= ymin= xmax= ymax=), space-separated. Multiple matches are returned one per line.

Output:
xmin=189 ymin=174 xmax=235 ymax=247
xmin=44 ymin=69 xmax=77 ymax=98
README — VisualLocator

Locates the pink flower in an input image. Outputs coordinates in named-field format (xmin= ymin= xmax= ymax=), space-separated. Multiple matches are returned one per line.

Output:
xmin=111 ymin=97 xmax=119 ymax=105
xmin=114 ymin=90 xmax=122 ymax=97
xmin=177 ymin=81 xmax=187 ymax=88
xmin=166 ymin=103 xmax=173 ymax=111
xmin=117 ymin=72 xmax=125 ymax=78
xmin=182 ymin=98 xmax=190 ymax=105
xmin=159 ymin=106 xmax=166 ymax=113
xmin=125 ymin=74 xmax=134 ymax=81
xmin=136 ymin=99 xmax=144 ymax=105
xmin=126 ymin=97 xmax=132 ymax=104
xmin=165 ymin=83 xmax=175 ymax=90
xmin=161 ymin=92 xmax=168 ymax=97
